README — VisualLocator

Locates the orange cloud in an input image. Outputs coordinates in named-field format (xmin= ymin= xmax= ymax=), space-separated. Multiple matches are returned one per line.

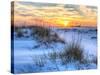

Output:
xmin=12 ymin=1 xmax=97 ymax=28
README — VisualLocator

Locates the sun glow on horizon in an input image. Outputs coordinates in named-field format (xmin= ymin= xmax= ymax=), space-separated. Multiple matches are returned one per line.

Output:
xmin=12 ymin=1 xmax=97 ymax=28
xmin=64 ymin=21 xmax=69 ymax=27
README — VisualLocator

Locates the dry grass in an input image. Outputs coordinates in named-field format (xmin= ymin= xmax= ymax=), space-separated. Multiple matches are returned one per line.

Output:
xmin=48 ymin=51 xmax=59 ymax=61
xmin=59 ymin=34 xmax=85 ymax=64
xmin=15 ymin=28 xmax=24 ymax=38
xmin=32 ymin=26 xmax=50 ymax=39
xmin=32 ymin=55 xmax=47 ymax=67
xmin=32 ymin=26 xmax=65 ymax=48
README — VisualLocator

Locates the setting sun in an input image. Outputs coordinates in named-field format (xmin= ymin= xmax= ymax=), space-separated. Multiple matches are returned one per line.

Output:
xmin=64 ymin=21 xmax=69 ymax=27
xmin=12 ymin=1 xmax=97 ymax=28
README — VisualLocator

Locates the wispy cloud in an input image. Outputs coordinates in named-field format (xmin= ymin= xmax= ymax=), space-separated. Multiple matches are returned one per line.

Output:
xmin=13 ymin=1 xmax=97 ymax=27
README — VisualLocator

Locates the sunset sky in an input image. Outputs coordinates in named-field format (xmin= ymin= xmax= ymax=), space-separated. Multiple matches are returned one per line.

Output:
xmin=12 ymin=1 xmax=97 ymax=28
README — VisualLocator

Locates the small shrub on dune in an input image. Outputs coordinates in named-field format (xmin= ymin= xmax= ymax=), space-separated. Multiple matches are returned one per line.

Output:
xmin=32 ymin=26 xmax=50 ymax=39
xmin=15 ymin=28 xmax=24 ymax=38
xmin=31 ymin=26 xmax=65 ymax=48
xmin=59 ymin=39 xmax=84 ymax=64
xmin=66 ymin=41 xmax=84 ymax=62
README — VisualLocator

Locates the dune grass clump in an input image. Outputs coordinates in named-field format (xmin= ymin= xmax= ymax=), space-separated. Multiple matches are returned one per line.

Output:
xmin=32 ymin=26 xmax=65 ymax=48
xmin=48 ymin=51 xmax=60 ymax=71
xmin=48 ymin=51 xmax=59 ymax=61
xmin=32 ymin=26 xmax=65 ymax=43
xmin=15 ymin=28 xmax=24 ymax=38
xmin=32 ymin=26 xmax=51 ymax=39
xmin=59 ymin=34 xmax=85 ymax=64
xmin=65 ymin=41 xmax=84 ymax=62
xmin=32 ymin=55 xmax=47 ymax=67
